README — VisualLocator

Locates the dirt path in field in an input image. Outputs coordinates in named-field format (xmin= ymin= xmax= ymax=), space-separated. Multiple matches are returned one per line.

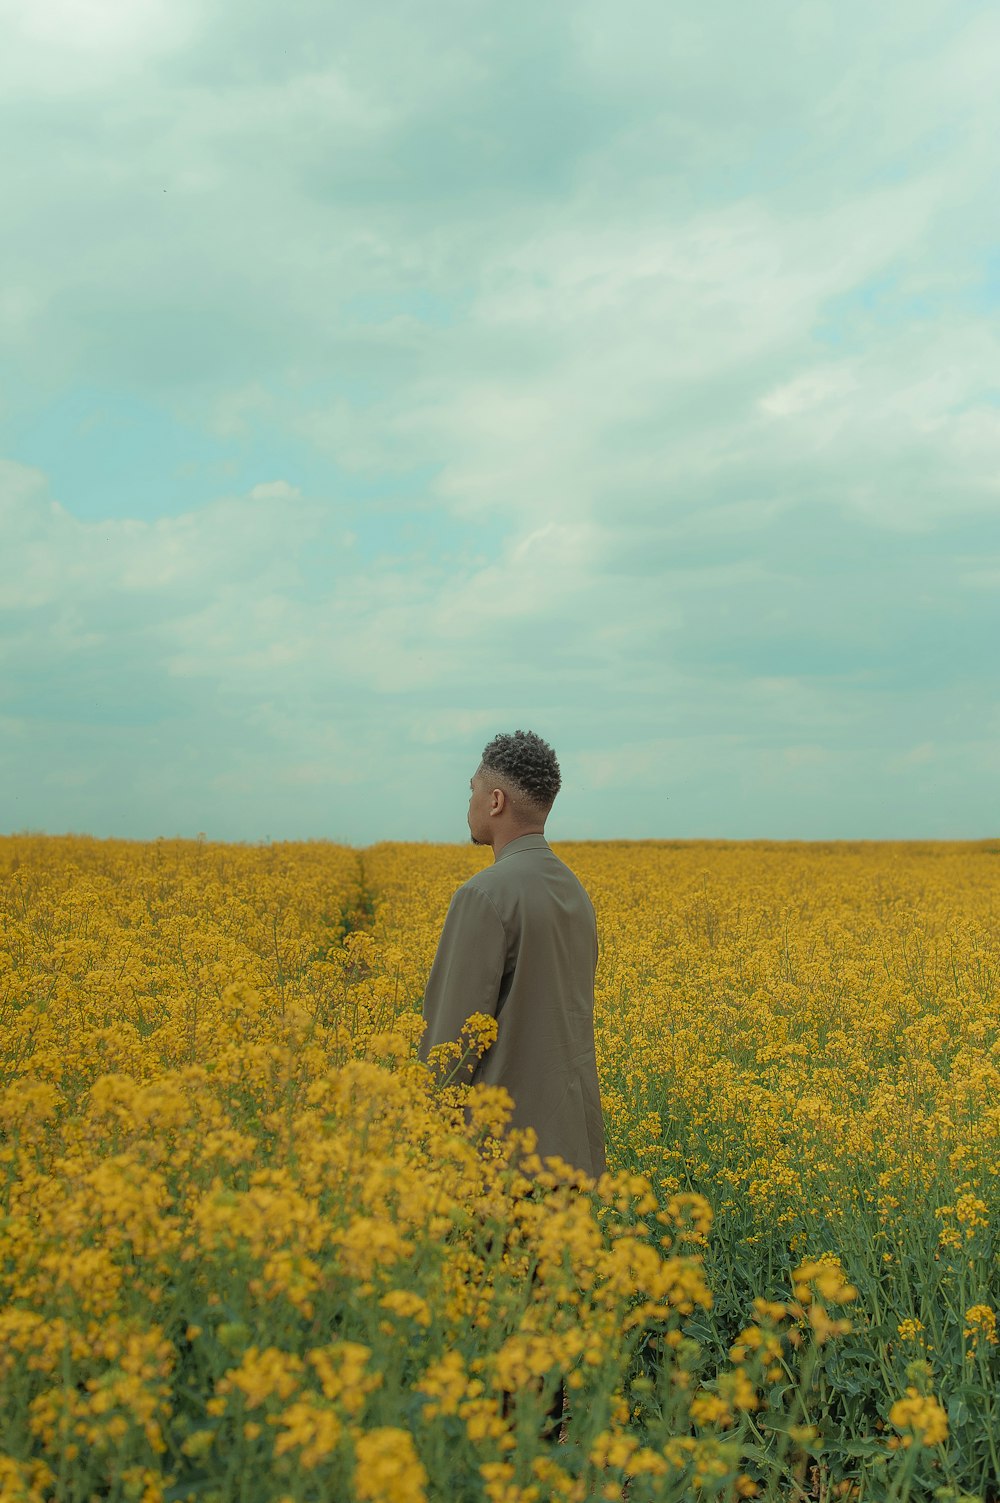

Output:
xmin=341 ymin=851 xmax=376 ymax=936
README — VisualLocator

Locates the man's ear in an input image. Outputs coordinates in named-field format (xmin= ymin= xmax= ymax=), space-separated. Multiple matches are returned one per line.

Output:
xmin=490 ymin=787 xmax=506 ymax=816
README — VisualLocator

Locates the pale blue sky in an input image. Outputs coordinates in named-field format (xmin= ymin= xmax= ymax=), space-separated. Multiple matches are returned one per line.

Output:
xmin=1 ymin=0 xmax=998 ymax=842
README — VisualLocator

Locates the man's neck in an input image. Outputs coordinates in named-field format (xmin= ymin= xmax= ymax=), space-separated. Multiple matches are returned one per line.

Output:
xmin=491 ymin=826 xmax=546 ymax=860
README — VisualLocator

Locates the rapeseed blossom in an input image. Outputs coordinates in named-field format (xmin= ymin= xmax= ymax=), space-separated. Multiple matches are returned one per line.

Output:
xmin=888 ymin=1388 xmax=949 ymax=1448
xmin=1 ymin=833 xmax=998 ymax=1498
xmin=353 ymin=1428 xmax=427 ymax=1503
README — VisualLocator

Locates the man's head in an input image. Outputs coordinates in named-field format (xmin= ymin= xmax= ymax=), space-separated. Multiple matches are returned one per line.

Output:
xmin=467 ymin=730 xmax=562 ymax=849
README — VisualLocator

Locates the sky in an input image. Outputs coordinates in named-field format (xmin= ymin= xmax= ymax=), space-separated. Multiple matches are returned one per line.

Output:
xmin=1 ymin=0 xmax=998 ymax=844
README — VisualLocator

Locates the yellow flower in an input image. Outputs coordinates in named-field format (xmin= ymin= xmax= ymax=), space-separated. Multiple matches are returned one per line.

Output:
xmin=896 ymin=1318 xmax=925 ymax=1343
xmin=888 ymin=1388 xmax=949 ymax=1448
xmin=590 ymin=1431 xmax=638 ymax=1469
xmin=379 ymin=1290 xmax=431 ymax=1328
xmin=308 ymin=1343 xmax=381 ymax=1416
xmin=273 ymin=1400 xmax=342 ymax=1468
xmin=354 ymin=1426 xmax=428 ymax=1503
xmin=807 ymin=1304 xmax=853 ymax=1345
xmin=0 ymin=1454 xmax=55 ymax=1503
xmin=414 ymin=1352 xmax=467 ymax=1417
xmin=792 ymin=1256 xmax=857 ymax=1306
xmin=690 ymin=1392 xmax=732 ymax=1427
xmin=216 ymin=1346 xmax=303 ymax=1409
xmin=963 ymin=1304 xmax=998 ymax=1358
xmin=3 ymin=831 xmax=999 ymax=1503
xmin=954 ymin=1194 xmax=989 ymax=1236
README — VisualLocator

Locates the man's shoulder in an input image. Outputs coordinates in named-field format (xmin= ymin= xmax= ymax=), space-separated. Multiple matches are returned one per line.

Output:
xmin=452 ymin=869 xmax=504 ymax=909
xmin=460 ymin=865 xmax=502 ymax=898
xmin=467 ymin=846 xmax=593 ymax=908
xmin=442 ymin=871 xmax=506 ymax=936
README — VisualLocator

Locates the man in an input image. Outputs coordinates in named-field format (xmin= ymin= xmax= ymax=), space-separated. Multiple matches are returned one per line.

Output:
xmin=418 ymin=729 xmax=606 ymax=1180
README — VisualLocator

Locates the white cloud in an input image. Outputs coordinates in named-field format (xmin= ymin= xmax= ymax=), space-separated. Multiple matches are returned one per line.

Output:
xmin=888 ymin=742 xmax=937 ymax=770
xmin=249 ymin=480 xmax=300 ymax=502
xmin=760 ymin=369 xmax=858 ymax=419
xmin=1 ymin=0 xmax=998 ymax=838
xmin=0 ymin=462 xmax=322 ymax=610
xmin=283 ymin=173 xmax=999 ymax=536
xmin=0 ymin=0 xmax=196 ymax=103
xmin=783 ymin=745 xmax=832 ymax=769
xmin=1 ymin=446 xmax=995 ymax=839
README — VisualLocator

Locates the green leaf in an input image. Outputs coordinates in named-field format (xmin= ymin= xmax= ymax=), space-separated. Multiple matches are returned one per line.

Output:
xmin=835 ymin=1439 xmax=891 ymax=1459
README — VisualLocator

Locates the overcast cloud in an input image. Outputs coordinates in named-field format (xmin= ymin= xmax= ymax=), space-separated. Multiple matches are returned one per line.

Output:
xmin=1 ymin=0 xmax=998 ymax=841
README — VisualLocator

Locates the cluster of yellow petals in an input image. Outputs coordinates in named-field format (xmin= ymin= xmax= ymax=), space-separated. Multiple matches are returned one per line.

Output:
xmin=1 ymin=833 xmax=998 ymax=1500
xmin=353 ymin=1428 xmax=428 ymax=1503
xmin=962 ymin=1303 xmax=998 ymax=1361
xmin=888 ymin=1388 xmax=950 ymax=1448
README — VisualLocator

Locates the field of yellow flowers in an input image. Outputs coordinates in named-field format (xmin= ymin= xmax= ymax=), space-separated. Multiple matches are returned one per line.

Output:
xmin=1 ymin=834 xmax=997 ymax=1503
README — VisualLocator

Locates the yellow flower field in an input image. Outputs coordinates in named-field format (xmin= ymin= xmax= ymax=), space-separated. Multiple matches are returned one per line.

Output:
xmin=1 ymin=835 xmax=998 ymax=1502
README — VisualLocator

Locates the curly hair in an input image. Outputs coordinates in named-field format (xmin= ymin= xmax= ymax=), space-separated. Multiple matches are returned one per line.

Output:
xmin=479 ymin=730 xmax=562 ymax=811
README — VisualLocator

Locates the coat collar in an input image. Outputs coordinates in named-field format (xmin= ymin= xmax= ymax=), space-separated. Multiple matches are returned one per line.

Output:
xmin=495 ymin=832 xmax=550 ymax=862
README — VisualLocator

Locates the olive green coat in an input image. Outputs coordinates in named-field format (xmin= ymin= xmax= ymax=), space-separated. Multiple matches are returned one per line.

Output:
xmin=418 ymin=833 xmax=607 ymax=1179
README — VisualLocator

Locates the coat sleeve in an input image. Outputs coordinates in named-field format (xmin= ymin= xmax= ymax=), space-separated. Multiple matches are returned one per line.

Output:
xmin=417 ymin=884 xmax=506 ymax=1076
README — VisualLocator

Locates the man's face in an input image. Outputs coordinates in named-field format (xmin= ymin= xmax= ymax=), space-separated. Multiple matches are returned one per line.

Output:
xmin=467 ymin=768 xmax=491 ymax=845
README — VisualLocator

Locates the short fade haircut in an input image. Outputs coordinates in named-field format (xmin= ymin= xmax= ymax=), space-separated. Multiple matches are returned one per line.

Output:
xmin=479 ymin=730 xmax=561 ymax=813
